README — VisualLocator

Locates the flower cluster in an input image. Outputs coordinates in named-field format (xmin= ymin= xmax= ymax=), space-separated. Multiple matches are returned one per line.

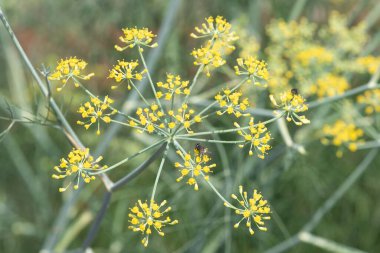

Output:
xmin=191 ymin=42 xmax=226 ymax=77
xmin=226 ymin=186 xmax=271 ymax=235
xmin=190 ymin=16 xmax=238 ymax=77
xmin=128 ymin=200 xmax=178 ymax=247
xmin=48 ymin=57 xmax=94 ymax=91
xmin=77 ymin=96 xmax=117 ymax=135
xmin=234 ymin=57 xmax=269 ymax=86
xmin=52 ymin=148 xmax=106 ymax=192
xmin=175 ymin=149 xmax=216 ymax=191
xmin=108 ymin=60 xmax=146 ymax=89
xmin=131 ymin=103 xmax=201 ymax=134
xmin=356 ymin=56 xmax=380 ymax=74
xmin=234 ymin=118 xmax=271 ymax=159
xmin=321 ymin=120 xmax=364 ymax=157
xmin=310 ymin=74 xmax=349 ymax=98
xmin=156 ymin=73 xmax=190 ymax=100
xmin=295 ymin=46 xmax=334 ymax=66
xmin=215 ymin=89 xmax=250 ymax=118
xmin=190 ymin=16 xmax=238 ymax=47
xmin=115 ymin=27 xmax=158 ymax=51
xmin=357 ymin=89 xmax=380 ymax=114
xmin=270 ymin=89 xmax=310 ymax=125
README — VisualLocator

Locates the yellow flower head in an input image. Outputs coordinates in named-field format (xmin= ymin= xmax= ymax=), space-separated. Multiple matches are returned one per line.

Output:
xmin=321 ymin=120 xmax=364 ymax=157
xmin=175 ymin=149 xmax=216 ymax=191
xmin=77 ymin=96 xmax=117 ymax=135
xmin=190 ymin=16 xmax=238 ymax=46
xmin=356 ymin=56 xmax=380 ymax=74
xmin=115 ymin=27 xmax=158 ymax=51
xmin=270 ymin=89 xmax=310 ymax=125
xmin=234 ymin=118 xmax=271 ymax=159
xmin=215 ymin=89 xmax=250 ymax=118
xmin=234 ymin=57 xmax=269 ymax=86
xmin=310 ymin=74 xmax=349 ymax=98
xmin=226 ymin=186 xmax=271 ymax=235
xmin=52 ymin=148 xmax=106 ymax=192
xmin=191 ymin=41 xmax=226 ymax=77
xmin=128 ymin=199 xmax=178 ymax=247
xmin=295 ymin=46 xmax=334 ymax=66
xmin=108 ymin=60 xmax=147 ymax=89
xmin=133 ymin=102 xmax=200 ymax=135
xmin=357 ymin=89 xmax=380 ymax=114
xmin=48 ymin=57 xmax=94 ymax=91
xmin=156 ymin=73 xmax=190 ymax=100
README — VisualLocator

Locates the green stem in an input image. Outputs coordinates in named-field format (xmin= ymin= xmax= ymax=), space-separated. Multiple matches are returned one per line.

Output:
xmin=130 ymin=80 xmax=150 ymax=106
xmin=175 ymin=136 xmax=245 ymax=144
xmin=177 ymin=114 xmax=282 ymax=137
xmin=150 ymin=142 xmax=171 ymax=202
xmin=90 ymin=138 xmax=167 ymax=175
xmin=137 ymin=44 xmax=163 ymax=110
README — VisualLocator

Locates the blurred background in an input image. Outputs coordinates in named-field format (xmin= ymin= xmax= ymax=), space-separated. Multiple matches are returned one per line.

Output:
xmin=1 ymin=0 xmax=380 ymax=252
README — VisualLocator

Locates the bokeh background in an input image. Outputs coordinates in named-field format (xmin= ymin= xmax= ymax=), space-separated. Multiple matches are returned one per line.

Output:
xmin=1 ymin=0 xmax=380 ymax=252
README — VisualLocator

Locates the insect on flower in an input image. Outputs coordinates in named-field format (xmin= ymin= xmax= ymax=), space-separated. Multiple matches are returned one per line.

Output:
xmin=194 ymin=143 xmax=210 ymax=157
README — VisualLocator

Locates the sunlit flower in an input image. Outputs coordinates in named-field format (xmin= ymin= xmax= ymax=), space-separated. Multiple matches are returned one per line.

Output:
xmin=128 ymin=199 xmax=178 ymax=247
xmin=310 ymin=74 xmax=349 ymax=98
xmin=190 ymin=16 xmax=238 ymax=47
xmin=270 ymin=89 xmax=310 ymax=125
xmin=115 ymin=27 xmax=158 ymax=51
xmin=108 ymin=60 xmax=147 ymax=89
xmin=225 ymin=186 xmax=271 ymax=235
xmin=156 ymin=73 xmax=190 ymax=100
xmin=77 ymin=96 xmax=117 ymax=135
xmin=215 ymin=89 xmax=250 ymax=118
xmin=234 ymin=57 xmax=269 ymax=86
xmin=52 ymin=148 xmax=106 ymax=192
xmin=321 ymin=120 xmax=364 ymax=157
xmin=191 ymin=41 xmax=226 ymax=77
xmin=49 ymin=57 xmax=94 ymax=91
xmin=357 ymin=89 xmax=380 ymax=114
xmin=175 ymin=149 xmax=216 ymax=191
xmin=234 ymin=118 xmax=271 ymax=159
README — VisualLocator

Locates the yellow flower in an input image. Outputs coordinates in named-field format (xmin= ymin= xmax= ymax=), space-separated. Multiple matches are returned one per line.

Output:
xmin=48 ymin=57 xmax=94 ymax=91
xmin=234 ymin=57 xmax=269 ymax=86
xmin=226 ymin=186 xmax=271 ymax=235
xmin=310 ymin=74 xmax=349 ymax=98
xmin=115 ymin=27 xmax=158 ymax=51
xmin=215 ymin=89 xmax=250 ymax=118
xmin=191 ymin=41 xmax=226 ymax=77
xmin=356 ymin=56 xmax=380 ymax=74
xmin=295 ymin=46 xmax=334 ymax=66
xmin=77 ymin=96 xmax=117 ymax=135
xmin=175 ymin=149 xmax=216 ymax=191
xmin=156 ymin=73 xmax=190 ymax=100
xmin=357 ymin=89 xmax=380 ymax=114
xmin=108 ymin=60 xmax=147 ymax=89
xmin=321 ymin=120 xmax=364 ymax=157
xmin=52 ymin=148 xmax=106 ymax=192
xmin=270 ymin=89 xmax=310 ymax=125
xmin=128 ymin=199 xmax=178 ymax=247
xmin=190 ymin=16 xmax=238 ymax=47
xmin=133 ymin=102 xmax=200 ymax=134
xmin=234 ymin=118 xmax=271 ymax=159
